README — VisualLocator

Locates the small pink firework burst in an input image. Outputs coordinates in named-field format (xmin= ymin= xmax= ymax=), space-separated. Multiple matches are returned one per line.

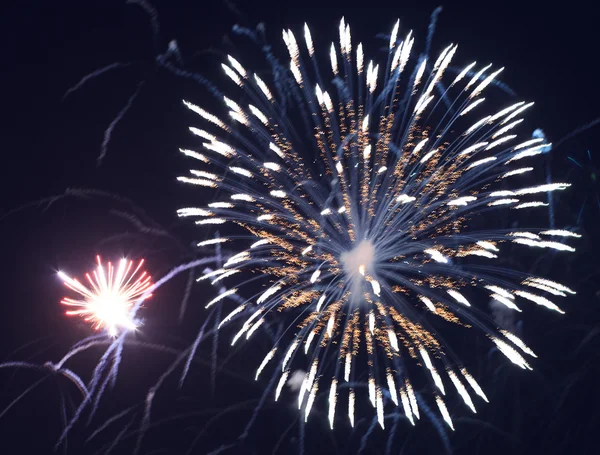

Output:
xmin=58 ymin=256 xmax=152 ymax=336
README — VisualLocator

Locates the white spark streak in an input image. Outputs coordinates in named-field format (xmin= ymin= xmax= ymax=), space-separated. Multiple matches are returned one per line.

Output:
xmin=459 ymin=142 xmax=489 ymax=155
xmin=258 ymin=285 xmax=281 ymax=305
xmin=208 ymin=202 xmax=234 ymax=208
xmin=178 ymin=207 xmax=213 ymax=217
xmin=227 ymin=55 xmax=247 ymax=78
xmin=447 ymin=196 xmax=477 ymax=206
xmin=501 ymin=330 xmax=537 ymax=357
xmin=316 ymin=294 xmax=326 ymax=312
xmin=349 ymin=389 xmax=355 ymax=427
xmin=180 ymin=148 xmax=208 ymax=162
xmin=464 ymin=115 xmax=492 ymax=135
xmin=211 ymin=269 xmax=240 ymax=284
xmin=376 ymin=389 xmax=385 ymax=429
xmin=447 ymin=289 xmax=471 ymax=306
xmin=514 ymin=201 xmax=548 ymax=209
xmin=254 ymin=74 xmax=273 ymax=100
xmin=420 ymin=348 xmax=445 ymax=394
xmin=460 ymin=98 xmax=485 ymax=116
xmin=251 ymin=239 xmax=271 ymax=248
xmin=195 ymin=218 xmax=226 ymax=225
xmin=386 ymin=372 xmax=398 ymax=405
xmin=197 ymin=238 xmax=229 ymax=247
xmin=424 ymin=249 xmax=449 ymax=263
xmin=488 ymin=198 xmax=519 ymax=206
xmin=282 ymin=340 xmax=299 ymax=372
xmin=397 ymin=194 xmax=416 ymax=204
xmin=256 ymin=348 xmax=277 ymax=380
xmin=275 ymin=370 xmax=289 ymax=401
xmin=205 ymin=288 xmax=238 ymax=308
xmin=177 ymin=176 xmax=217 ymax=187
xmin=492 ymin=119 xmax=523 ymax=138
xmin=491 ymin=337 xmax=532 ymax=369
xmin=400 ymin=388 xmax=415 ymax=425
xmin=512 ymin=237 xmax=575 ymax=253
xmin=525 ymin=277 xmax=575 ymax=294
xmin=540 ymin=230 xmax=581 ymax=238
xmin=305 ymin=331 xmax=316 ymax=354
xmin=515 ymin=290 xmax=565 ymax=314
xmin=218 ymin=304 xmax=246 ymax=329
xmin=491 ymin=293 xmax=522 ymax=312
xmin=419 ymin=295 xmax=437 ymax=313
xmin=477 ymin=241 xmax=499 ymax=251
xmin=485 ymin=134 xmax=516 ymax=150
xmin=270 ymin=190 xmax=287 ymax=198
xmin=448 ymin=370 xmax=476 ymax=412
xmin=436 ymin=396 xmax=455 ymax=430
xmin=468 ymin=156 xmax=497 ymax=170
xmin=388 ymin=330 xmax=400 ymax=351
xmin=329 ymin=379 xmax=338 ymax=429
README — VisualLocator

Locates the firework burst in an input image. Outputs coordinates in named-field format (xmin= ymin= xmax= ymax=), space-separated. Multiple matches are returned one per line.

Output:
xmin=178 ymin=18 xmax=579 ymax=430
xmin=58 ymin=256 xmax=152 ymax=337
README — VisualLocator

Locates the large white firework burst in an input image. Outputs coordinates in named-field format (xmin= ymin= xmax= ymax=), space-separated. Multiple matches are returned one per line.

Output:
xmin=177 ymin=18 xmax=579 ymax=430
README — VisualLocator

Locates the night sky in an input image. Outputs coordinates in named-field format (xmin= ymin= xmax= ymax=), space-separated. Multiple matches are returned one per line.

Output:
xmin=1 ymin=1 xmax=599 ymax=454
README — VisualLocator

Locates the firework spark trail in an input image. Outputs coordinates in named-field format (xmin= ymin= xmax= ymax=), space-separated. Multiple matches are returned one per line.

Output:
xmin=98 ymin=81 xmax=145 ymax=165
xmin=0 ymin=374 xmax=49 ymax=420
xmin=204 ymin=443 xmax=240 ymax=455
xmin=85 ymin=406 xmax=137 ymax=444
xmin=384 ymin=411 xmax=402 ymax=455
xmin=55 ymin=331 xmax=127 ymax=449
xmin=553 ymin=117 xmax=600 ymax=150
xmin=180 ymin=315 xmax=214 ymax=389
xmin=178 ymin=265 xmax=197 ymax=322
xmin=358 ymin=411 xmax=383 ymax=454
xmin=0 ymin=361 xmax=90 ymax=443
xmin=110 ymin=417 xmax=138 ymax=454
xmin=110 ymin=210 xmax=172 ymax=238
xmin=211 ymin=233 xmax=225 ymax=396
xmin=177 ymin=17 xmax=580 ymax=431
xmin=134 ymin=347 xmax=196 ymax=455
xmin=126 ymin=0 xmax=160 ymax=48
xmin=62 ymin=62 xmax=138 ymax=101
xmin=108 ymin=339 xmax=124 ymax=389
xmin=418 ymin=393 xmax=452 ymax=452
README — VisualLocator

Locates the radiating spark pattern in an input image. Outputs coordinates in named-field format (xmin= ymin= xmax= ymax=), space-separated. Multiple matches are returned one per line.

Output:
xmin=58 ymin=256 xmax=152 ymax=337
xmin=178 ymin=19 xmax=578 ymax=430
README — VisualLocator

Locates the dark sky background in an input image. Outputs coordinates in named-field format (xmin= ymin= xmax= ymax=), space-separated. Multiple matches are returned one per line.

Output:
xmin=1 ymin=1 xmax=599 ymax=454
